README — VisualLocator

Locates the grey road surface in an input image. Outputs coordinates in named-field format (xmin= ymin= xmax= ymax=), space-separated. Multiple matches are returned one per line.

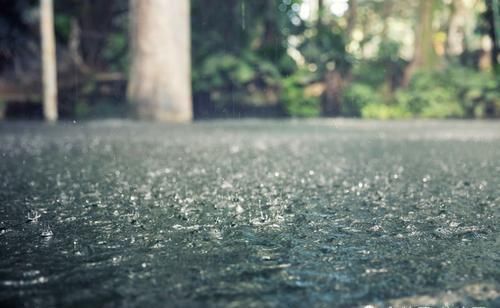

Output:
xmin=1 ymin=120 xmax=499 ymax=307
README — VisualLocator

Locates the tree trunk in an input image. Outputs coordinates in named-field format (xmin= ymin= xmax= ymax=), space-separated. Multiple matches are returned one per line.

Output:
xmin=40 ymin=0 xmax=58 ymax=122
xmin=403 ymin=0 xmax=437 ymax=86
xmin=322 ymin=70 xmax=343 ymax=116
xmin=260 ymin=1 xmax=283 ymax=60
xmin=127 ymin=0 xmax=192 ymax=122
xmin=446 ymin=0 xmax=467 ymax=57
xmin=486 ymin=0 xmax=500 ymax=70
xmin=416 ymin=0 xmax=437 ymax=69
xmin=380 ymin=0 xmax=393 ymax=41
xmin=346 ymin=0 xmax=357 ymax=41
xmin=317 ymin=0 xmax=324 ymax=27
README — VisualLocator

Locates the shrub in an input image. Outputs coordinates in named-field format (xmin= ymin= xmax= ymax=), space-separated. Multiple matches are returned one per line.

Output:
xmin=281 ymin=70 xmax=321 ymax=117
xmin=445 ymin=67 xmax=499 ymax=118
xmin=361 ymin=103 xmax=411 ymax=119
xmin=192 ymin=52 xmax=283 ymax=108
xmin=342 ymin=83 xmax=380 ymax=117
xmin=394 ymin=67 xmax=499 ymax=119
xmin=394 ymin=83 xmax=464 ymax=118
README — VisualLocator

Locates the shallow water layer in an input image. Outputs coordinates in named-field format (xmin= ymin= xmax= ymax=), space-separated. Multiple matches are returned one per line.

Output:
xmin=0 ymin=120 xmax=499 ymax=307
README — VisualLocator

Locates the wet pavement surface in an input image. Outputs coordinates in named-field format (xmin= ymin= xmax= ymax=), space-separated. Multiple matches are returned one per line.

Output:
xmin=0 ymin=120 xmax=499 ymax=307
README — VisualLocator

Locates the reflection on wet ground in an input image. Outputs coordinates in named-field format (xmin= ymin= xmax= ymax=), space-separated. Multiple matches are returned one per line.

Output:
xmin=1 ymin=120 xmax=499 ymax=307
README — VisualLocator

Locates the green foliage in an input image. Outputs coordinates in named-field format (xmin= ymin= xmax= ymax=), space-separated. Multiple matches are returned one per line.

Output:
xmin=190 ymin=0 xmax=302 ymax=112
xmin=445 ymin=67 xmax=500 ymax=117
xmin=351 ymin=62 xmax=386 ymax=87
xmin=194 ymin=53 xmax=281 ymax=90
xmin=394 ymin=71 xmax=464 ymax=118
xmin=341 ymin=83 xmax=380 ymax=117
xmin=357 ymin=67 xmax=500 ymax=119
xmin=194 ymin=54 xmax=253 ymax=91
xmin=377 ymin=40 xmax=401 ymax=62
xmin=361 ymin=103 xmax=411 ymax=119
xmin=101 ymin=23 xmax=128 ymax=72
xmin=75 ymin=100 xmax=90 ymax=118
xmin=193 ymin=52 xmax=282 ymax=107
xmin=4 ymin=0 xmax=500 ymax=120
xmin=54 ymin=14 xmax=71 ymax=41
xmin=299 ymin=24 xmax=351 ymax=76
xmin=351 ymin=40 xmax=407 ymax=89
xmin=74 ymin=95 xmax=129 ymax=119
xmin=394 ymin=68 xmax=499 ymax=118
xmin=191 ymin=0 xmax=301 ymax=70
xmin=281 ymin=70 xmax=321 ymax=117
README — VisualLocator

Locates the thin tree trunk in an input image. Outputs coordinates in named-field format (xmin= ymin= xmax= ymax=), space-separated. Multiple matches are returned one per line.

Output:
xmin=322 ymin=70 xmax=343 ymax=116
xmin=487 ymin=0 xmax=500 ymax=69
xmin=317 ymin=0 xmax=349 ymax=116
xmin=346 ymin=0 xmax=357 ymax=41
xmin=260 ymin=1 xmax=282 ymax=59
xmin=127 ymin=0 xmax=192 ymax=122
xmin=317 ymin=0 xmax=324 ymax=27
xmin=40 ymin=0 xmax=58 ymax=122
xmin=403 ymin=0 xmax=437 ymax=86
xmin=415 ymin=0 xmax=437 ymax=68
xmin=446 ymin=0 xmax=467 ymax=57
xmin=380 ymin=0 xmax=393 ymax=41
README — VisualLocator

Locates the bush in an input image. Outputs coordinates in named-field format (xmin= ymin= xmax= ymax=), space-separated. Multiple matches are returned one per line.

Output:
xmin=350 ymin=63 xmax=500 ymax=120
xmin=193 ymin=52 xmax=283 ymax=108
xmin=281 ymin=70 xmax=321 ymax=117
xmin=351 ymin=40 xmax=407 ymax=89
xmin=342 ymin=83 xmax=381 ymax=117
xmin=361 ymin=103 xmax=411 ymax=119
xmin=394 ymin=68 xmax=499 ymax=118
xmin=445 ymin=67 xmax=500 ymax=118
xmin=394 ymin=81 xmax=465 ymax=118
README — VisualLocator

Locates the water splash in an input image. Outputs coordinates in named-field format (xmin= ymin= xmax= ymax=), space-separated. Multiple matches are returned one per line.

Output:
xmin=40 ymin=223 xmax=53 ymax=237
xmin=27 ymin=209 xmax=41 ymax=223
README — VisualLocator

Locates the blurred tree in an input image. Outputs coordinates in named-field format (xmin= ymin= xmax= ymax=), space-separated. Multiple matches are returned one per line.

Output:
xmin=0 ymin=0 xmax=498 ymax=120
xmin=191 ymin=0 xmax=302 ymax=117
xmin=446 ymin=0 xmax=468 ymax=57
xmin=482 ymin=0 xmax=500 ymax=70
xmin=299 ymin=0 xmax=352 ymax=116
xmin=127 ymin=0 xmax=192 ymax=122
xmin=346 ymin=0 xmax=357 ymax=40
xmin=403 ymin=0 xmax=438 ymax=86
xmin=53 ymin=0 xmax=128 ymax=72
xmin=380 ymin=0 xmax=393 ymax=41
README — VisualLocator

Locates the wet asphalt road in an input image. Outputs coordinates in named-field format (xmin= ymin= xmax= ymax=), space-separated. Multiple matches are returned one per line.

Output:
xmin=0 ymin=120 xmax=499 ymax=307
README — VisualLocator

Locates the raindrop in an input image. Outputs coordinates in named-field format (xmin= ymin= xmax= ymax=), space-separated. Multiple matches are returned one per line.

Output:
xmin=27 ymin=210 xmax=41 ymax=223
xmin=221 ymin=181 xmax=233 ymax=189
xmin=369 ymin=225 xmax=383 ymax=232
xmin=230 ymin=145 xmax=240 ymax=154
xmin=40 ymin=223 xmax=53 ymax=238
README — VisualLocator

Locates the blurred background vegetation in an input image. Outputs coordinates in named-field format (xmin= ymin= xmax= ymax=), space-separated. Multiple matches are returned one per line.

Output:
xmin=1 ymin=0 xmax=499 ymax=119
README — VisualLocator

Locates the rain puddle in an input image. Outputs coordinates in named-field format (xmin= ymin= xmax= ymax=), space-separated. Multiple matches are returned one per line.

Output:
xmin=0 ymin=120 xmax=499 ymax=306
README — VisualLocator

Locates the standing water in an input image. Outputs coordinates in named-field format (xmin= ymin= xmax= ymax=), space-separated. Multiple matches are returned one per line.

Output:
xmin=0 ymin=120 xmax=499 ymax=306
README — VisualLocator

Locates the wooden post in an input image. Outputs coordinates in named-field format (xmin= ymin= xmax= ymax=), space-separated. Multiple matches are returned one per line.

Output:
xmin=40 ymin=0 xmax=58 ymax=122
